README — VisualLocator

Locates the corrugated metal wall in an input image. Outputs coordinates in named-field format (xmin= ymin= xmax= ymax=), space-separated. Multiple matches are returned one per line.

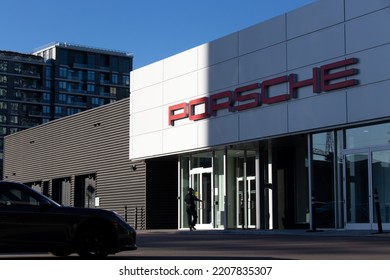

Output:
xmin=4 ymin=98 xmax=146 ymax=227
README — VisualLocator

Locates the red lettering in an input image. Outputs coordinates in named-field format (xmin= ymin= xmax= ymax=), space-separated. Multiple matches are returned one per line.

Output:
xmin=234 ymin=83 xmax=261 ymax=111
xmin=188 ymin=97 xmax=209 ymax=121
xmin=320 ymin=58 xmax=359 ymax=91
xmin=261 ymin=76 xmax=289 ymax=104
xmin=167 ymin=58 xmax=359 ymax=125
xmin=209 ymin=91 xmax=233 ymax=115
xmin=168 ymin=102 xmax=188 ymax=126
xmin=289 ymin=68 xmax=321 ymax=98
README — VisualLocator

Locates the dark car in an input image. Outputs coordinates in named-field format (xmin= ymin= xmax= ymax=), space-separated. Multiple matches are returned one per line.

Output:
xmin=0 ymin=181 xmax=137 ymax=258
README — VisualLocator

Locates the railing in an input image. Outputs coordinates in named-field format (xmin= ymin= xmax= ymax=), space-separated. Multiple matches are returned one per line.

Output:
xmin=124 ymin=205 xmax=145 ymax=230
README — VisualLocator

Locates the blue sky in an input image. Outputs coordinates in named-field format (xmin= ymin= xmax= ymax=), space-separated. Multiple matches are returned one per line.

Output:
xmin=1 ymin=0 xmax=315 ymax=69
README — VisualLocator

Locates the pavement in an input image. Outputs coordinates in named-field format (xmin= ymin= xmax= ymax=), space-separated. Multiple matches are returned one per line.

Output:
xmin=138 ymin=228 xmax=389 ymax=236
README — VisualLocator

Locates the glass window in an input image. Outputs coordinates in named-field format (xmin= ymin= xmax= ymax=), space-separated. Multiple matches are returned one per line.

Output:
xmin=10 ymin=103 xmax=18 ymax=113
xmin=0 ymin=115 xmax=6 ymax=123
xmin=10 ymin=128 xmax=18 ymax=134
xmin=111 ymin=57 xmax=118 ymax=71
xmin=346 ymin=123 xmax=390 ymax=148
xmin=0 ymin=75 xmax=7 ymax=84
xmin=10 ymin=116 xmax=18 ymax=124
xmin=123 ymin=75 xmax=130 ymax=86
xmin=88 ymin=53 xmax=96 ymax=68
xmin=87 ymin=84 xmax=95 ymax=93
xmin=0 ymin=101 xmax=7 ymax=110
xmin=59 ymin=67 xmax=68 ymax=78
xmin=59 ymin=81 xmax=67 ymax=90
xmin=0 ymin=61 xmax=7 ymax=72
xmin=122 ymin=59 xmax=130 ymax=73
xmin=43 ymin=92 xmax=51 ymax=103
xmin=87 ymin=71 xmax=95 ymax=81
xmin=45 ymin=66 xmax=52 ymax=77
xmin=111 ymin=74 xmax=118 ymax=84
xmin=0 ymin=127 xmax=7 ymax=135
xmin=0 ymin=88 xmax=6 ymax=98
xmin=43 ymin=106 xmax=50 ymax=115
xmin=55 ymin=106 xmax=62 ymax=116
xmin=312 ymin=132 xmax=335 ymax=228
xmin=110 ymin=87 xmax=116 ymax=97
xmin=14 ymin=63 xmax=22 ymax=73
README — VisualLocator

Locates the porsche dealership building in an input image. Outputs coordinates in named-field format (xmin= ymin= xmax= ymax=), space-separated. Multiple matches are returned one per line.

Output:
xmin=4 ymin=0 xmax=390 ymax=231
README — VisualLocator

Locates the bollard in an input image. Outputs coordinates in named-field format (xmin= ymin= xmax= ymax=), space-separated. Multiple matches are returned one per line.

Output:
xmin=311 ymin=195 xmax=317 ymax=231
xmin=374 ymin=189 xmax=383 ymax=234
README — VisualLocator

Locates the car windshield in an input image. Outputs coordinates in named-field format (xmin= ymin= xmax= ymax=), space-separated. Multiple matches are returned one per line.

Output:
xmin=0 ymin=183 xmax=61 ymax=207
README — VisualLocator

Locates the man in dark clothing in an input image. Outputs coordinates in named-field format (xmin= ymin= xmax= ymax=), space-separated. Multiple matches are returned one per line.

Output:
xmin=184 ymin=188 xmax=203 ymax=231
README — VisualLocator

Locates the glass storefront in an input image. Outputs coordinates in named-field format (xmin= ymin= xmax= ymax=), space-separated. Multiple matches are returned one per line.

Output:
xmin=311 ymin=122 xmax=390 ymax=230
xmin=179 ymin=136 xmax=309 ymax=230
xmin=178 ymin=121 xmax=390 ymax=231
xmin=343 ymin=123 xmax=390 ymax=230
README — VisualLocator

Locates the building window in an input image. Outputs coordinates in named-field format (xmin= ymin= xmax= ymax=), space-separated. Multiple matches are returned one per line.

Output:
xmin=67 ymin=108 xmax=81 ymax=115
xmin=123 ymin=75 xmax=129 ymax=86
xmin=0 ymin=101 xmax=7 ymax=110
xmin=10 ymin=116 xmax=18 ymax=124
xmin=43 ymin=106 xmax=50 ymax=116
xmin=0 ymin=61 xmax=7 ymax=72
xmin=43 ymin=92 xmax=51 ymax=103
xmin=88 ymin=53 xmax=96 ymax=68
xmin=0 ymin=127 xmax=7 ymax=135
xmin=0 ymin=75 xmax=7 ymax=84
xmin=9 ymin=128 xmax=18 ymax=134
xmin=55 ymin=106 xmax=62 ymax=116
xmin=0 ymin=115 xmax=7 ymax=123
xmin=0 ymin=88 xmax=6 ymax=98
xmin=59 ymin=94 xmax=67 ymax=103
xmin=91 ymin=97 xmax=105 ymax=107
xmin=10 ymin=103 xmax=18 ymax=113
xmin=87 ymin=84 xmax=95 ymax=93
xmin=14 ymin=63 xmax=22 ymax=73
xmin=111 ymin=74 xmax=118 ymax=84
xmin=59 ymin=81 xmax=67 ymax=90
xmin=45 ymin=66 xmax=52 ymax=77
xmin=122 ymin=59 xmax=130 ymax=73
xmin=110 ymin=87 xmax=116 ymax=97
xmin=59 ymin=67 xmax=68 ymax=78
xmin=87 ymin=71 xmax=95 ymax=81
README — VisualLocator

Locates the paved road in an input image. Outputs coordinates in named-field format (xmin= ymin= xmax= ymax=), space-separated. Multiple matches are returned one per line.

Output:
xmin=1 ymin=229 xmax=390 ymax=259
xmin=125 ymin=229 xmax=390 ymax=260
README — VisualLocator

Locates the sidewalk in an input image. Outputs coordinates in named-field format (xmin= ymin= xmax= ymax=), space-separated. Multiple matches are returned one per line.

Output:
xmin=137 ymin=228 xmax=390 ymax=237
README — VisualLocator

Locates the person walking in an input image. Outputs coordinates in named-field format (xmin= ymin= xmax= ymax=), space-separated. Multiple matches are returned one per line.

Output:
xmin=184 ymin=188 xmax=203 ymax=231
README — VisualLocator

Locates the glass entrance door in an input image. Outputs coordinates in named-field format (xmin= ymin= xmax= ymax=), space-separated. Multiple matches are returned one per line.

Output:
xmin=345 ymin=152 xmax=370 ymax=228
xmin=190 ymin=167 xmax=213 ymax=229
xmin=236 ymin=176 xmax=256 ymax=228
xmin=344 ymin=148 xmax=390 ymax=230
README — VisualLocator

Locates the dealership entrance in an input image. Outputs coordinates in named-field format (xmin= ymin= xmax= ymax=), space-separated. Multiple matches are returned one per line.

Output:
xmin=344 ymin=147 xmax=390 ymax=230
xmin=178 ymin=135 xmax=309 ymax=230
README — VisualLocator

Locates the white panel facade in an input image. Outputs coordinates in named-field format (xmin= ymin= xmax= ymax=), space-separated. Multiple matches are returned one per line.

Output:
xmin=238 ymin=15 xmax=286 ymax=56
xmin=286 ymin=0 xmax=344 ymax=39
xmin=163 ymin=47 xmax=198 ymax=80
xmin=198 ymin=33 xmax=238 ymax=69
xmin=239 ymin=104 xmax=289 ymax=140
xmin=287 ymin=25 xmax=345 ymax=70
xmin=197 ymin=58 xmax=238 ymax=95
xmin=345 ymin=0 xmax=390 ymax=19
xmin=347 ymin=81 xmax=390 ymax=123
xmin=288 ymin=91 xmax=347 ymax=132
xmin=163 ymin=72 xmax=198 ymax=105
xmin=239 ymin=43 xmax=286 ymax=84
xmin=130 ymin=0 xmax=390 ymax=160
xmin=346 ymin=7 xmax=390 ymax=54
